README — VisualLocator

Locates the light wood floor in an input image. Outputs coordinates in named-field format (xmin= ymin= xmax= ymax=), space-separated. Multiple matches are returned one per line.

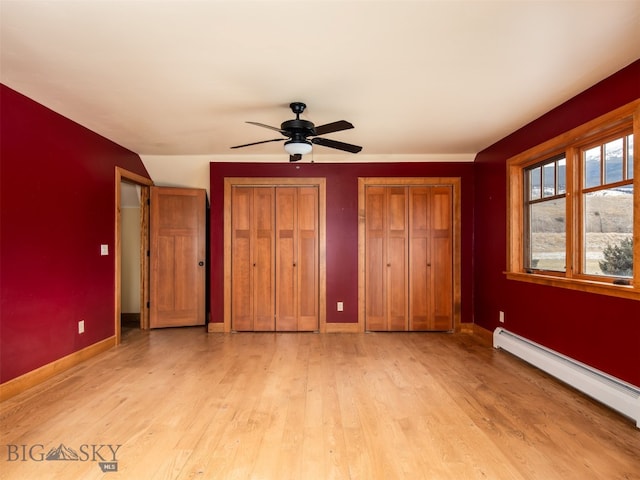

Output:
xmin=1 ymin=327 xmax=639 ymax=479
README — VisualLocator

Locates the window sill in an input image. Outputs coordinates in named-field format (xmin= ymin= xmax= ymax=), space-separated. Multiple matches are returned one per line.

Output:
xmin=505 ymin=271 xmax=640 ymax=301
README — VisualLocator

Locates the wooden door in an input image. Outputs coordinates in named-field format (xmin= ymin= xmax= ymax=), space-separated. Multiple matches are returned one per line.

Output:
xmin=149 ymin=187 xmax=206 ymax=328
xmin=231 ymin=185 xmax=319 ymax=332
xmin=365 ymin=186 xmax=409 ymax=331
xmin=276 ymin=187 xmax=319 ymax=331
xmin=364 ymin=183 xmax=453 ymax=332
xmin=224 ymin=177 xmax=326 ymax=333
xmin=409 ymin=186 xmax=453 ymax=330
xmin=231 ymin=187 xmax=276 ymax=331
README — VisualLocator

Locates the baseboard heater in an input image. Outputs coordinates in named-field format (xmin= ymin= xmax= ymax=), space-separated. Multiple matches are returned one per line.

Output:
xmin=493 ymin=327 xmax=640 ymax=428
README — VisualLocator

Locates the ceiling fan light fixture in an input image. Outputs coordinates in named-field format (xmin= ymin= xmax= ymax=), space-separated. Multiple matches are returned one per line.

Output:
xmin=284 ymin=140 xmax=312 ymax=156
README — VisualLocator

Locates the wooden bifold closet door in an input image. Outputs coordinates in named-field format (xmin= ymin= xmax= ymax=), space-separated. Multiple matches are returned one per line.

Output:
xmin=408 ymin=186 xmax=453 ymax=331
xmin=231 ymin=185 xmax=319 ymax=332
xmin=231 ymin=187 xmax=275 ymax=331
xmin=364 ymin=184 xmax=453 ymax=331
xmin=364 ymin=186 xmax=409 ymax=331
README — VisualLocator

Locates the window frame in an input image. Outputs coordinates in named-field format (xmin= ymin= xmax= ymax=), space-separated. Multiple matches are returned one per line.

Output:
xmin=506 ymin=99 xmax=640 ymax=301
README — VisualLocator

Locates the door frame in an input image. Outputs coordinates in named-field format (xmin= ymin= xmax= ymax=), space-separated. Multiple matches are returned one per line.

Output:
xmin=222 ymin=177 xmax=327 ymax=333
xmin=115 ymin=167 xmax=154 ymax=344
xmin=358 ymin=177 xmax=462 ymax=332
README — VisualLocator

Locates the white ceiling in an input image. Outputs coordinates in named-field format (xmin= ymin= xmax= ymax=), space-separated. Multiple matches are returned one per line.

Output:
xmin=2 ymin=0 xmax=639 ymax=166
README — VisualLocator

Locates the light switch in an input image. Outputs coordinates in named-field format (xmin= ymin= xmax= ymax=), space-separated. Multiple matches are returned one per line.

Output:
xmin=337 ymin=302 xmax=344 ymax=312
xmin=101 ymin=244 xmax=109 ymax=256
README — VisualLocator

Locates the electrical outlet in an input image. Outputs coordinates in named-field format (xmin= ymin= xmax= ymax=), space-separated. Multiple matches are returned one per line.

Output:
xmin=101 ymin=244 xmax=109 ymax=256
xmin=499 ymin=311 xmax=505 ymax=323
xmin=78 ymin=320 xmax=85 ymax=334
xmin=337 ymin=301 xmax=344 ymax=312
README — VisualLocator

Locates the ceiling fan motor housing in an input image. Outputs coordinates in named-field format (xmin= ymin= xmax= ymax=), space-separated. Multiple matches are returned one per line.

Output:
xmin=281 ymin=119 xmax=316 ymax=139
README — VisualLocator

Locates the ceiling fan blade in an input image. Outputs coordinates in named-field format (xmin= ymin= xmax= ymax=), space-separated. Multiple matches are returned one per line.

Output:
xmin=230 ymin=138 xmax=284 ymax=149
xmin=313 ymin=120 xmax=354 ymax=136
xmin=289 ymin=154 xmax=302 ymax=162
xmin=311 ymin=137 xmax=362 ymax=153
xmin=246 ymin=121 xmax=287 ymax=134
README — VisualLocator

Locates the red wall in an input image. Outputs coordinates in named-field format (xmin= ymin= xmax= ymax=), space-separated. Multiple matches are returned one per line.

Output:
xmin=209 ymin=162 xmax=475 ymax=326
xmin=0 ymin=84 xmax=150 ymax=383
xmin=473 ymin=59 xmax=640 ymax=386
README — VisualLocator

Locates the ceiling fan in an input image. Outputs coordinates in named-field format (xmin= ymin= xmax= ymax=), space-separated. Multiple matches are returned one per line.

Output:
xmin=230 ymin=102 xmax=362 ymax=162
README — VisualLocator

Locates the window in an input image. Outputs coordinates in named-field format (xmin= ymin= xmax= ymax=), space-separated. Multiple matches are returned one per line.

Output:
xmin=507 ymin=100 xmax=639 ymax=300
xmin=524 ymin=154 xmax=567 ymax=273
xmin=581 ymin=134 xmax=634 ymax=278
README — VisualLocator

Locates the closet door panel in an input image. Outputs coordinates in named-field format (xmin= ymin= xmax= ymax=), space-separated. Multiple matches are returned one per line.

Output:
xmin=365 ymin=236 xmax=385 ymax=330
xmin=253 ymin=187 xmax=276 ymax=331
xmin=430 ymin=187 xmax=453 ymax=330
xmin=409 ymin=187 xmax=430 ymax=331
xmin=387 ymin=187 xmax=408 ymax=330
xmin=276 ymin=187 xmax=297 ymax=331
xmin=364 ymin=187 xmax=387 ymax=331
xmin=231 ymin=187 xmax=254 ymax=331
xmin=296 ymin=187 xmax=319 ymax=331
xmin=387 ymin=234 xmax=408 ymax=330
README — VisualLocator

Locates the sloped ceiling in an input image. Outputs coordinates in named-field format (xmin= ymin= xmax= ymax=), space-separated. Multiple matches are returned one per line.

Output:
xmin=2 ymin=1 xmax=639 ymax=178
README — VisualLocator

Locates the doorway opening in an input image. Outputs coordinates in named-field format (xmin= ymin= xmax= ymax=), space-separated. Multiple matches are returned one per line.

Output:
xmin=115 ymin=167 xmax=153 ymax=344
